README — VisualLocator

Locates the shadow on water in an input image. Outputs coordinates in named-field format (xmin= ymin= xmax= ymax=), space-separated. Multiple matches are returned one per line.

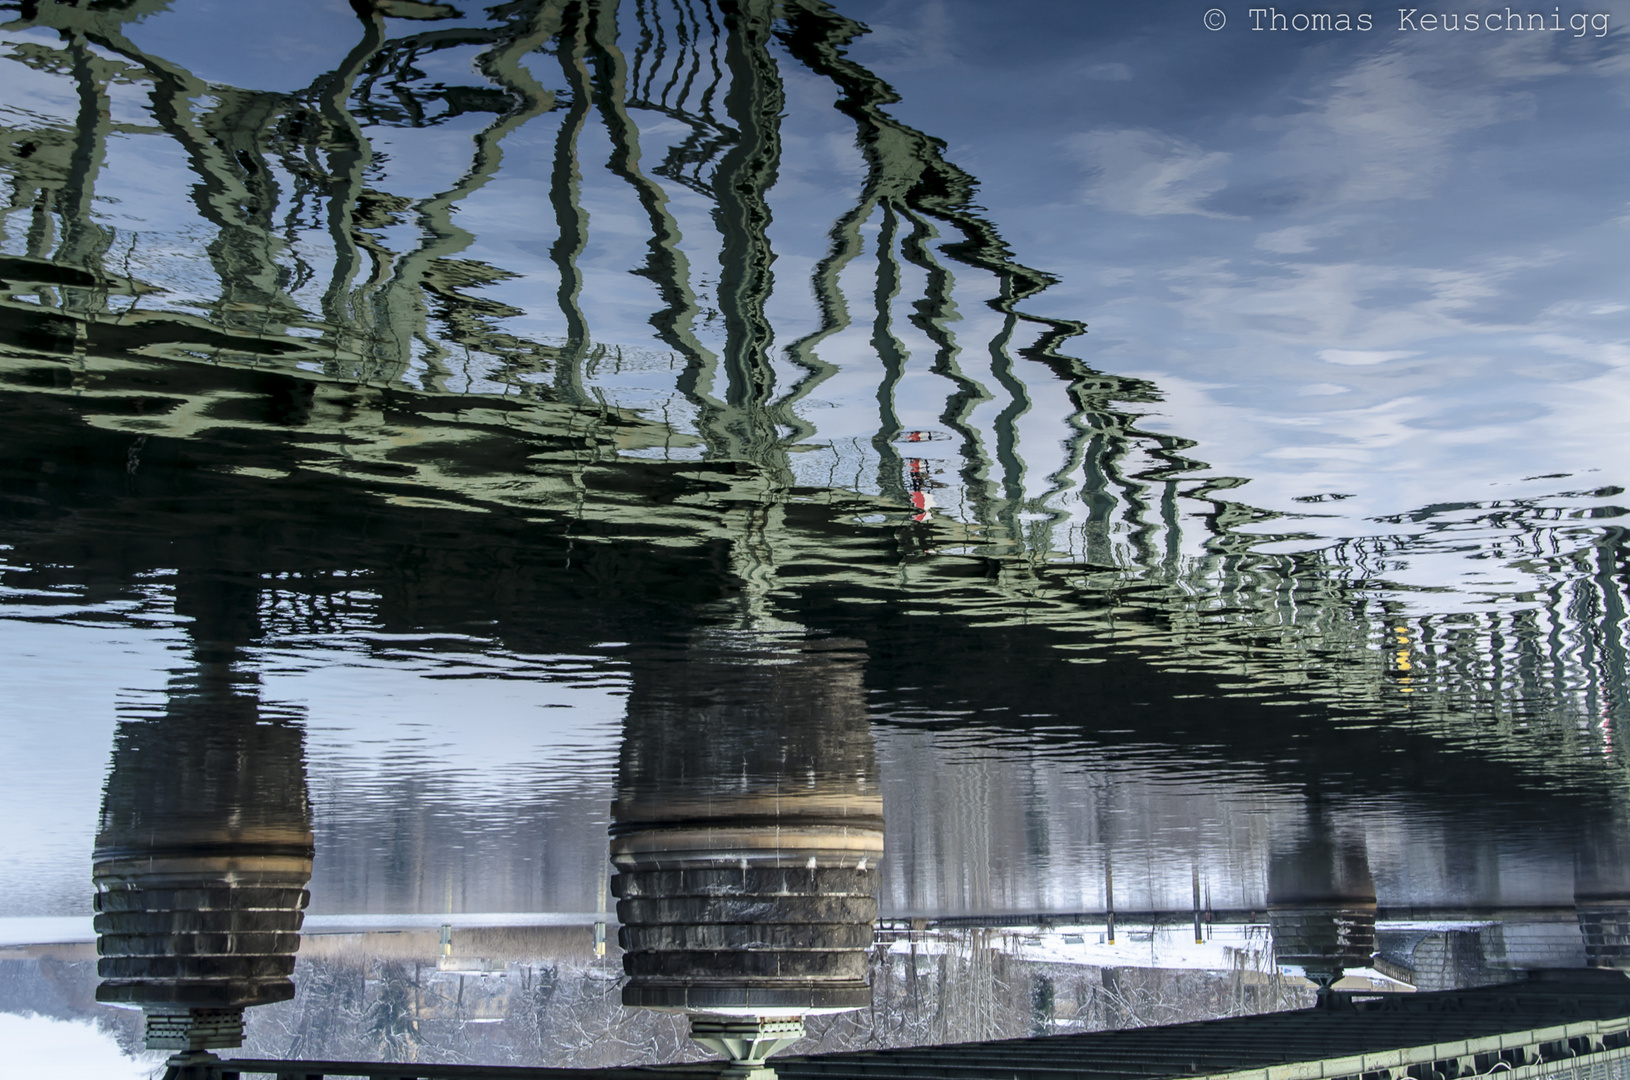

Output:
xmin=1 ymin=0 xmax=1630 ymax=1071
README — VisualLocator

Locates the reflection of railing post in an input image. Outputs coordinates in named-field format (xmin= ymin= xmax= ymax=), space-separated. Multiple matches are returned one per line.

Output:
xmin=1105 ymin=855 xmax=1116 ymax=945
xmin=312 ymin=5 xmax=389 ymax=376
xmin=54 ymin=35 xmax=115 ymax=314
xmin=355 ymin=2 xmax=566 ymax=389
xmin=712 ymin=0 xmax=783 ymax=459
xmin=549 ymin=1 xmax=594 ymax=403
xmin=586 ymin=0 xmax=721 ymax=438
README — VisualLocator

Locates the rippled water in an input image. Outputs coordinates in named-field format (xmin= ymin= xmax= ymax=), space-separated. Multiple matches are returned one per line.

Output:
xmin=2 ymin=0 xmax=1629 ymax=1075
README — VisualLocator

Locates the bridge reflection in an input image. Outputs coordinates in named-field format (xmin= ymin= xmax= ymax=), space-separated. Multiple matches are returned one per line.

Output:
xmin=613 ymin=633 xmax=882 ymax=1069
xmin=0 ymin=0 xmax=1622 ymax=1068
xmin=92 ymin=572 xmax=313 ymax=1056
xmin=1 ymin=0 xmax=1625 ymax=801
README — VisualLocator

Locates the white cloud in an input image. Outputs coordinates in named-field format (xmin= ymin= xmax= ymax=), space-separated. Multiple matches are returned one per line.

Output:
xmin=851 ymin=0 xmax=956 ymax=70
xmin=1063 ymin=129 xmax=1234 ymax=218
xmin=1149 ymin=254 xmax=1556 ymax=351
xmin=1527 ymin=333 xmax=1630 ymax=368
xmin=1255 ymin=225 xmax=1331 ymax=254
xmin=1273 ymin=46 xmax=1531 ymax=204
xmin=1320 ymin=349 xmax=1418 ymax=366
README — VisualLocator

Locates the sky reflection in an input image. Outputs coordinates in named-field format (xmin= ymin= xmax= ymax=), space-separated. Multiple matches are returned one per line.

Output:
xmin=3 ymin=0 xmax=1630 ymax=1070
xmin=848 ymin=0 xmax=1630 ymax=534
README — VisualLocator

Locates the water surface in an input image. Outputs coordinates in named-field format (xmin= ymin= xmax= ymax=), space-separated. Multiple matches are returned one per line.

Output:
xmin=1 ymin=0 xmax=1628 ymax=1073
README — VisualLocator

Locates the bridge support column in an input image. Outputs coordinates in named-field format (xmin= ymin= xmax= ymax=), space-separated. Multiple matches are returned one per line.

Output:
xmin=691 ymin=1017 xmax=807 ymax=1079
